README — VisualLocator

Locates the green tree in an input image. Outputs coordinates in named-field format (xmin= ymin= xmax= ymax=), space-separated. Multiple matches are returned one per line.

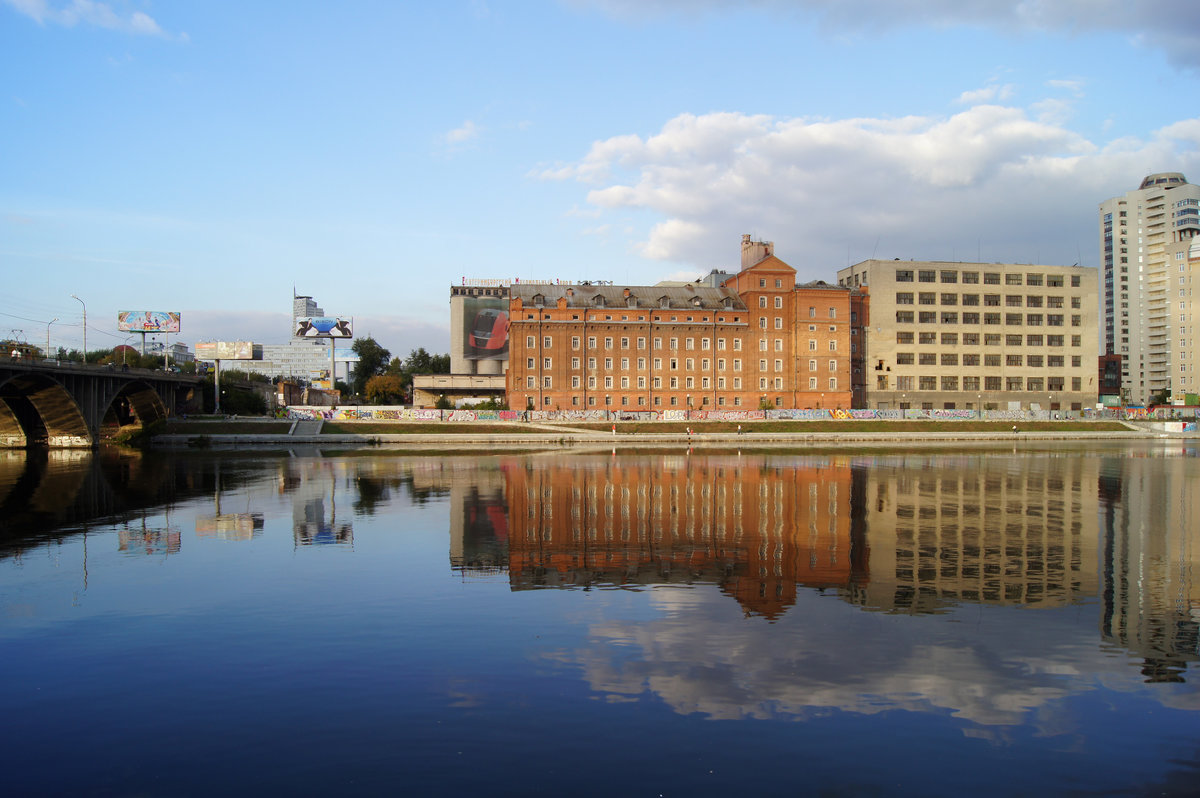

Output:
xmin=351 ymin=336 xmax=391 ymax=398
xmin=379 ymin=348 xmax=452 ymax=400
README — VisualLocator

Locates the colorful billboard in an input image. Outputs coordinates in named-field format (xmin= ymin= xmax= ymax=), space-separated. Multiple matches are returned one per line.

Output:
xmin=462 ymin=296 xmax=508 ymax=360
xmin=295 ymin=317 xmax=352 ymax=338
xmin=195 ymin=341 xmax=255 ymax=361
xmin=118 ymin=310 xmax=181 ymax=333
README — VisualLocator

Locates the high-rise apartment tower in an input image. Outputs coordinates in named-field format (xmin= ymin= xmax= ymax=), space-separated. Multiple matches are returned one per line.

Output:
xmin=1099 ymin=173 xmax=1200 ymax=405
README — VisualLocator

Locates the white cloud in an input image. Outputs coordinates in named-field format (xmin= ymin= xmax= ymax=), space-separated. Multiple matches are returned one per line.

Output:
xmin=542 ymin=103 xmax=1200 ymax=278
xmin=3 ymin=0 xmax=170 ymax=37
xmin=446 ymin=120 xmax=481 ymax=144
xmin=1046 ymin=78 xmax=1085 ymax=96
xmin=574 ymin=0 xmax=1200 ymax=69
xmin=956 ymin=84 xmax=1013 ymax=104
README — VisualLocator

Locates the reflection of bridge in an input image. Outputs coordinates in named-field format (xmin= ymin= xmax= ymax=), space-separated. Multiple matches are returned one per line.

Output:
xmin=0 ymin=359 xmax=199 ymax=448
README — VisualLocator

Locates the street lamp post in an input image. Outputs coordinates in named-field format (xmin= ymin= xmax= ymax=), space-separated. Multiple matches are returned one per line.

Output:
xmin=46 ymin=318 xmax=57 ymax=361
xmin=70 ymin=294 xmax=86 ymax=363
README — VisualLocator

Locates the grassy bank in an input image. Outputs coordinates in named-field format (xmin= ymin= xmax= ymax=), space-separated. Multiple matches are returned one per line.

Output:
xmin=163 ymin=420 xmax=292 ymax=435
xmin=160 ymin=418 xmax=1133 ymax=436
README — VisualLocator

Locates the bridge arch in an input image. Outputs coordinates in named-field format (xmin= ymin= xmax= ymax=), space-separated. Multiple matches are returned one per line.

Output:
xmin=0 ymin=372 xmax=90 ymax=447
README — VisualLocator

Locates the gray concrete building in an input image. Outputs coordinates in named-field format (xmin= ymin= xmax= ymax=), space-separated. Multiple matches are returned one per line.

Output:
xmin=838 ymin=259 xmax=1098 ymax=412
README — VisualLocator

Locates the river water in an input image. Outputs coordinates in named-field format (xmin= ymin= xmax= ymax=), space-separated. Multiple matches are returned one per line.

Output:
xmin=1 ymin=442 xmax=1198 ymax=796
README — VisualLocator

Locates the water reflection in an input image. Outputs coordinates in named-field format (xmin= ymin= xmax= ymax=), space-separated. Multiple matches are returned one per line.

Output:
xmin=501 ymin=455 xmax=853 ymax=619
xmin=1099 ymin=454 xmax=1200 ymax=683
xmin=447 ymin=447 xmax=1200 ymax=687
xmin=2 ymin=444 xmax=1199 ymax=793
xmin=3 ymin=444 xmax=1198 ymax=687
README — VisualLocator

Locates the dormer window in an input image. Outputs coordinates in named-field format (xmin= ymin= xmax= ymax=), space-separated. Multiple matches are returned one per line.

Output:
xmin=692 ymin=297 xmax=702 ymax=308
xmin=593 ymin=294 xmax=605 ymax=307
xmin=532 ymin=293 xmax=545 ymax=307
xmin=659 ymin=296 xmax=670 ymax=309
xmin=626 ymin=296 xmax=637 ymax=308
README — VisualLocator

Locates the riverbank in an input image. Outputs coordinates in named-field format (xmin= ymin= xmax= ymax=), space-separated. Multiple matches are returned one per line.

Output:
xmin=150 ymin=417 xmax=1198 ymax=450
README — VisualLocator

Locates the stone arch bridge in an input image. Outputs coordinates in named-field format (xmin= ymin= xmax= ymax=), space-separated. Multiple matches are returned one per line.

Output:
xmin=1 ymin=359 xmax=200 ymax=448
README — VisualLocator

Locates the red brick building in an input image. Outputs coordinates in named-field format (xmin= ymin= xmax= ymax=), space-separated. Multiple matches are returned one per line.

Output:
xmin=506 ymin=237 xmax=865 ymax=411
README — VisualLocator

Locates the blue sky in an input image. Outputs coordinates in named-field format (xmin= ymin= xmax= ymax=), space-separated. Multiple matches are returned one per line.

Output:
xmin=2 ymin=0 xmax=1199 ymax=358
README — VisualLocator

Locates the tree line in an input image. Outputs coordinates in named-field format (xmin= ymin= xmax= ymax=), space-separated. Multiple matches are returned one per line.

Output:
xmin=351 ymin=337 xmax=450 ymax=404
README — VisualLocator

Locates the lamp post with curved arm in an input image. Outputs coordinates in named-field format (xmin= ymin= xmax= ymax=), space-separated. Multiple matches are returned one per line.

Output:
xmin=46 ymin=318 xmax=57 ymax=361
xmin=70 ymin=294 xmax=86 ymax=363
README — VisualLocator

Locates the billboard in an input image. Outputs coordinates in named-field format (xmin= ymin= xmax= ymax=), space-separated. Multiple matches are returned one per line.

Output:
xmin=195 ymin=341 xmax=254 ymax=361
xmin=118 ymin=310 xmax=181 ymax=333
xmin=462 ymin=296 xmax=508 ymax=360
xmin=295 ymin=317 xmax=352 ymax=338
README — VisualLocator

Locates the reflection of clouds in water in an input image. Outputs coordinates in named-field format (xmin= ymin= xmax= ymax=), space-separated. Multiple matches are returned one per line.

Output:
xmin=562 ymin=587 xmax=1188 ymax=734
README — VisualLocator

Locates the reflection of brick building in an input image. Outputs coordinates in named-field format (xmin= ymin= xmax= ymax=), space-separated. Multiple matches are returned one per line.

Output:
xmin=506 ymin=237 xmax=864 ymax=412
xmin=503 ymin=454 xmax=855 ymax=619
xmin=845 ymin=453 xmax=1100 ymax=613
